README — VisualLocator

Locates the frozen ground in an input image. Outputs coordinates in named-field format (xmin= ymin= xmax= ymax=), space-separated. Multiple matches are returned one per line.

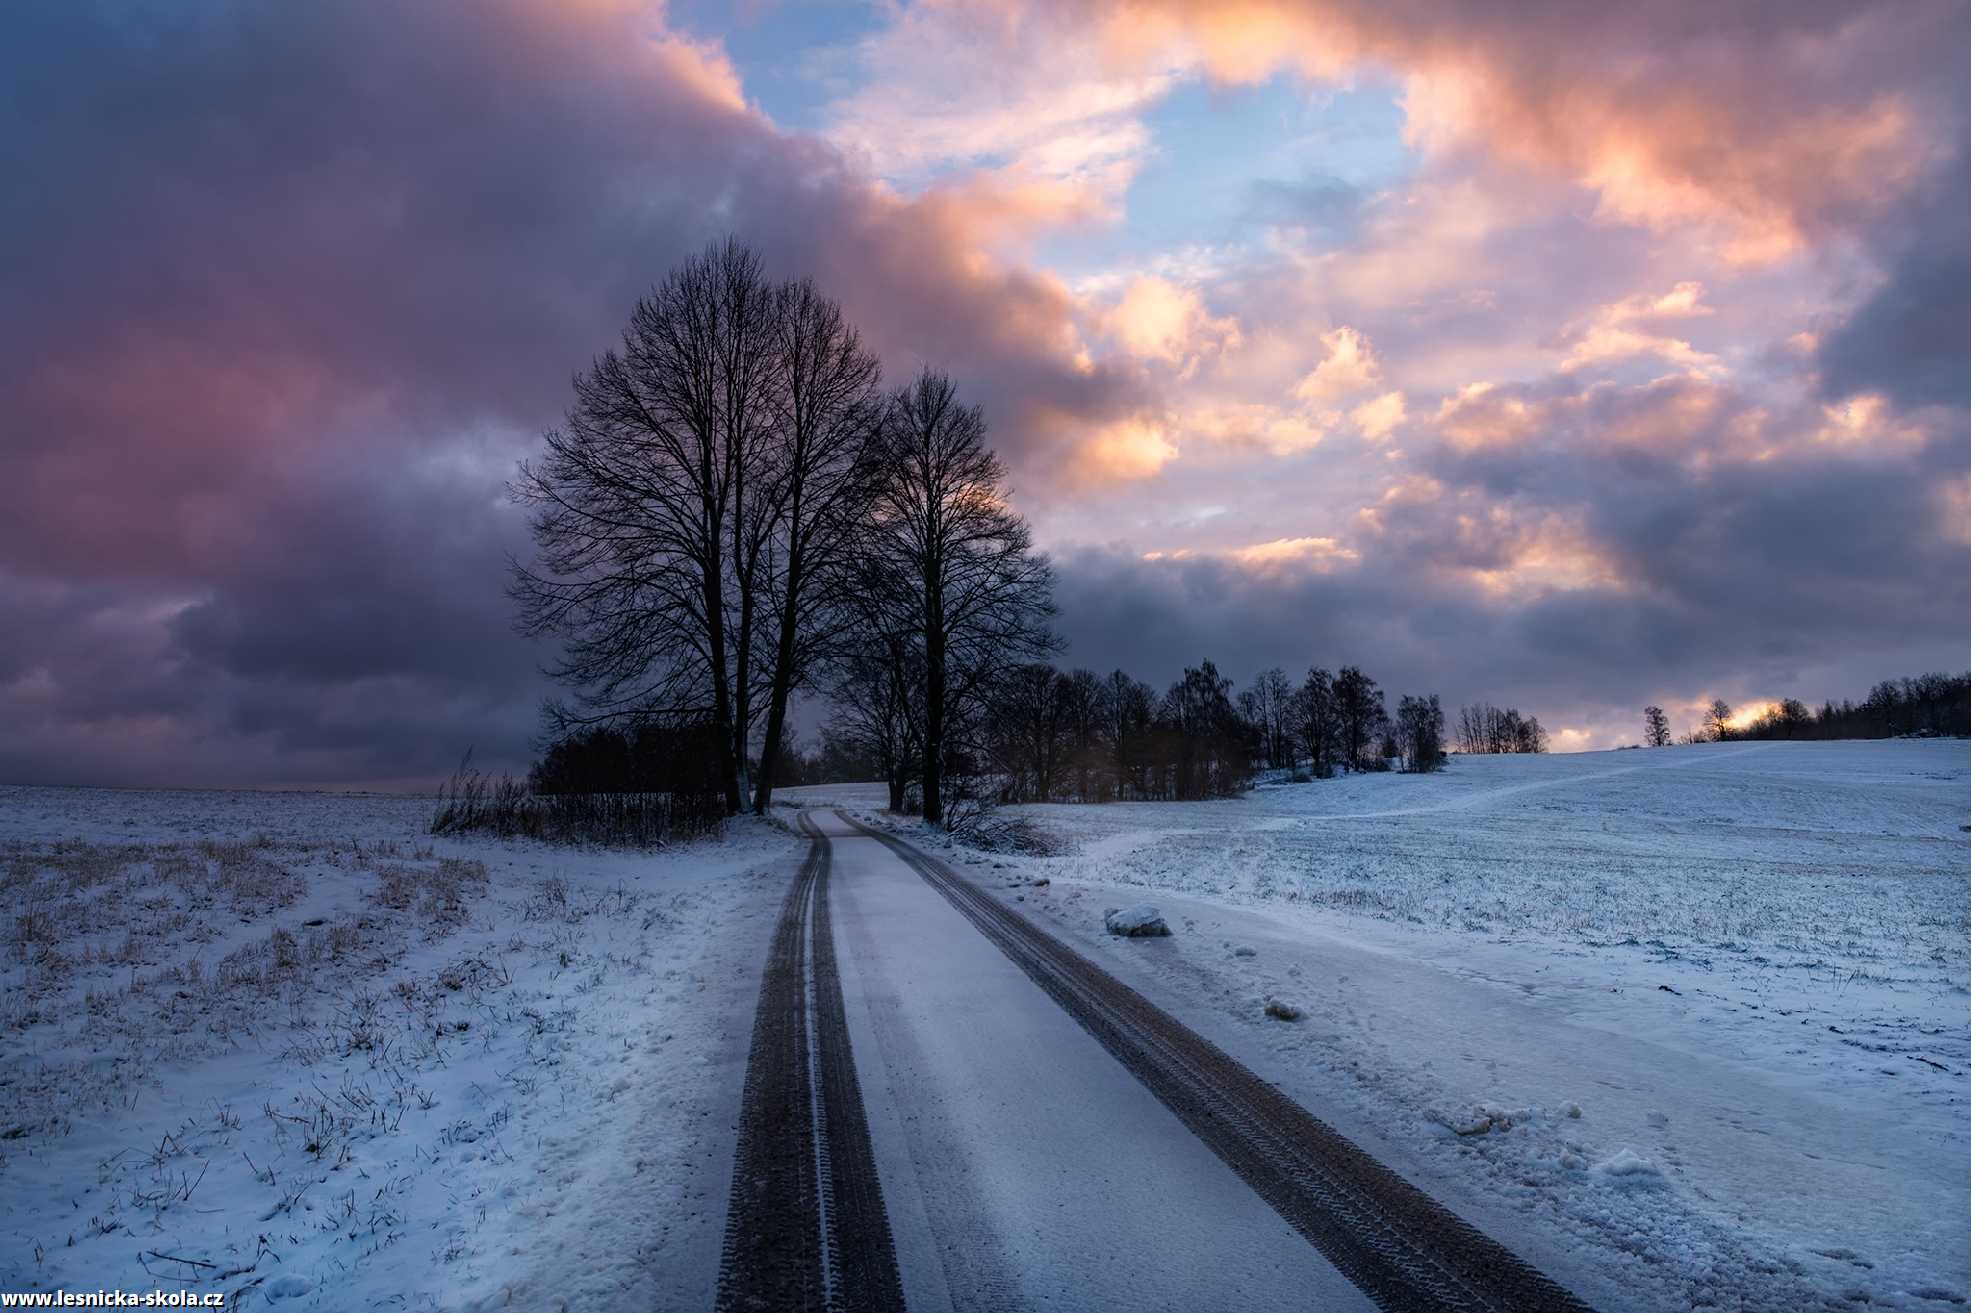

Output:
xmin=849 ymin=739 xmax=1970 ymax=1310
xmin=0 ymin=785 xmax=801 ymax=1310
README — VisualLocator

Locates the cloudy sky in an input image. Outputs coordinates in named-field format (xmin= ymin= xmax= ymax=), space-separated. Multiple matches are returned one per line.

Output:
xmin=4 ymin=0 xmax=1968 ymax=787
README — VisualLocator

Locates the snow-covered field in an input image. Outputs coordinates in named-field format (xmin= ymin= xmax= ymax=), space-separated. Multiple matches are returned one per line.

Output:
xmin=855 ymin=740 xmax=1971 ymax=1310
xmin=5 ymin=742 xmax=1965 ymax=1311
xmin=0 ymin=785 xmax=801 ymax=1310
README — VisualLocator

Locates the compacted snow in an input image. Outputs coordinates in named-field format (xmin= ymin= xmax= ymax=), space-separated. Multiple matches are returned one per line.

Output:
xmin=0 ymin=785 xmax=802 ymax=1310
xmin=851 ymin=739 xmax=1970 ymax=1311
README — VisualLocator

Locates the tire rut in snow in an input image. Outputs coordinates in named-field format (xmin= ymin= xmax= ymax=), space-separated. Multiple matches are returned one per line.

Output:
xmin=840 ymin=812 xmax=1594 ymax=1313
xmin=714 ymin=814 xmax=905 ymax=1313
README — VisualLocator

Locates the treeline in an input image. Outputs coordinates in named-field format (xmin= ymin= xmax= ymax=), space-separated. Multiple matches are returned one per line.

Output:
xmin=962 ymin=661 xmax=1448 ymax=808
xmin=1453 ymin=703 xmax=1551 ymax=755
xmin=1658 ymin=671 xmax=1971 ymax=745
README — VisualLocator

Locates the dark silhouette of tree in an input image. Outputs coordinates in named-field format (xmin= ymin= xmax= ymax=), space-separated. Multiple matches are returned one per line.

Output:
xmin=1395 ymin=694 xmax=1446 ymax=772
xmin=1333 ymin=666 xmax=1386 ymax=771
xmin=1455 ymin=702 xmax=1548 ymax=754
xmin=1238 ymin=667 xmax=1297 ymax=771
xmin=1297 ymin=667 xmax=1341 ymax=778
xmin=865 ymin=368 xmax=1056 ymax=826
xmin=1514 ymin=715 xmax=1549 ymax=754
xmin=751 ymin=277 xmax=886 ymax=812
xmin=1706 ymin=698 xmax=1734 ymax=742
xmin=1102 ymin=669 xmax=1158 ymax=799
xmin=1159 ymin=659 xmax=1251 ymax=799
xmin=826 ymin=633 xmax=920 ymax=812
xmin=1644 ymin=705 xmax=1671 ymax=747
xmin=1059 ymin=668 xmax=1106 ymax=801
xmin=986 ymin=663 xmax=1071 ymax=803
xmin=511 ymin=240 xmax=779 ymax=815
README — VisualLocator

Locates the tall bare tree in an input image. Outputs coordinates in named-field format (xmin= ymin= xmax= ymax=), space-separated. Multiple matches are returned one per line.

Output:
xmin=1102 ymin=669 xmax=1158 ymax=798
xmin=1395 ymin=693 xmax=1446 ymax=772
xmin=512 ymin=240 xmax=779 ymax=813
xmin=1643 ymin=704 xmax=1672 ymax=747
xmin=1299 ymin=667 xmax=1341 ymax=777
xmin=750 ymin=278 xmax=885 ymax=812
xmin=1333 ymin=665 xmax=1385 ymax=771
xmin=866 ymin=369 xmax=1056 ymax=825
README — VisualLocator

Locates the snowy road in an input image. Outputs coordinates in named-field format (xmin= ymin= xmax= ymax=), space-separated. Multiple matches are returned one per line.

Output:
xmin=715 ymin=809 xmax=1595 ymax=1311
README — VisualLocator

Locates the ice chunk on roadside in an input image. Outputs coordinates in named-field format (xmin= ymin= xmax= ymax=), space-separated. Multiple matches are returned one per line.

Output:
xmin=1263 ymin=995 xmax=1303 ymax=1021
xmin=1104 ymin=905 xmax=1170 ymax=937
xmin=1594 ymin=1148 xmax=1661 ymax=1178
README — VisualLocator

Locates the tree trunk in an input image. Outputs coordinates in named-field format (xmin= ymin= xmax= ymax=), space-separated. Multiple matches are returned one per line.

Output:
xmin=922 ymin=571 xmax=946 ymax=827
xmin=752 ymin=549 xmax=805 ymax=815
xmin=703 ymin=550 xmax=742 ymax=816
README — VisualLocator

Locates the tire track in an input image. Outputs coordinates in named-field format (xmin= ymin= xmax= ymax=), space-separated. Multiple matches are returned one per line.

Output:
xmin=839 ymin=811 xmax=1593 ymax=1313
xmin=714 ymin=814 xmax=906 ymax=1313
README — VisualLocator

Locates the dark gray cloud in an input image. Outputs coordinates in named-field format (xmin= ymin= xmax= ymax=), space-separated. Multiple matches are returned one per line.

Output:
xmin=0 ymin=0 xmax=1137 ymax=787
xmin=1820 ymin=150 xmax=1971 ymax=408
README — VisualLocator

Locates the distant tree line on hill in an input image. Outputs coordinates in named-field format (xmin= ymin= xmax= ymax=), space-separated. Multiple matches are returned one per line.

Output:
xmin=1649 ymin=671 xmax=1971 ymax=745
xmin=1453 ymin=703 xmax=1550 ymax=755
xmin=859 ymin=659 xmax=1452 ymax=811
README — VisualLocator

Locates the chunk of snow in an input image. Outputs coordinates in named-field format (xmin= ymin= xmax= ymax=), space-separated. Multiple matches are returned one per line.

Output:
xmin=1263 ymin=995 xmax=1303 ymax=1021
xmin=1232 ymin=945 xmax=1257 ymax=958
xmin=1104 ymin=905 xmax=1170 ymax=937
xmin=1594 ymin=1148 xmax=1661 ymax=1178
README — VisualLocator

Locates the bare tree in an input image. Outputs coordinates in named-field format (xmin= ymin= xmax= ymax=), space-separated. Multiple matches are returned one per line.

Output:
xmin=1643 ymin=704 xmax=1671 ymax=747
xmin=511 ymin=240 xmax=778 ymax=814
xmin=826 ymin=630 xmax=920 ymax=812
xmin=1160 ymin=659 xmax=1250 ymax=799
xmin=1705 ymin=698 xmax=1734 ymax=742
xmin=1299 ymin=667 xmax=1341 ymax=777
xmin=866 ymin=369 xmax=1056 ymax=826
xmin=1059 ymin=668 xmax=1106 ymax=801
xmin=751 ymin=278 xmax=885 ymax=812
xmin=1333 ymin=665 xmax=1385 ymax=771
xmin=987 ymin=664 xmax=1070 ymax=803
xmin=1102 ymin=669 xmax=1158 ymax=799
xmin=1239 ymin=667 xmax=1297 ymax=770
xmin=1395 ymin=694 xmax=1446 ymax=772
xmin=1513 ymin=714 xmax=1549 ymax=754
xmin=1456 ymin=702 xmax=1547 ymax=754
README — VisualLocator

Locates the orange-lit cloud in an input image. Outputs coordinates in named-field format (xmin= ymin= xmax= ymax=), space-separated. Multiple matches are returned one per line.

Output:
xmin=1562 ymin=282 xmax=1722 ymax=374
xmin=1351 ymin=390 xmax=1406 ymax=441
xmin=1433 ymin=383 xmax=1537 ymax=451
xmin=1230 ymin=535 xmax=1359 ymax=569
xmin=1184 ymin=402 xmax=1324 ymax=454
xmin=1074 ymin=416 xmax=1182 ymax=480
xmin=1293 ymin=326 xmax=1380 ymax=403
xmin=1101 ymin=275 xmax=1242 ymax=365
xmin=974 ymin=0 xmax=1940 ymax=261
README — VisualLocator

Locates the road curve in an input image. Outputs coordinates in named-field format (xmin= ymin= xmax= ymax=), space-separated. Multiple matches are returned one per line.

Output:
xmin=835 ymin=810 xmax=1595 ymax=1313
